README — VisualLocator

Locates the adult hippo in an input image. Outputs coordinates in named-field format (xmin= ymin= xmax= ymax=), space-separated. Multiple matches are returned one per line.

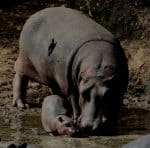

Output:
xmin=13 ymin=7 xmax=128 ymax=135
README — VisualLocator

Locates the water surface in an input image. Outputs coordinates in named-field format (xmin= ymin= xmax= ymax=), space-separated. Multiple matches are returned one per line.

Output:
xmin=0 ymin=107 xmax=150 ymax=148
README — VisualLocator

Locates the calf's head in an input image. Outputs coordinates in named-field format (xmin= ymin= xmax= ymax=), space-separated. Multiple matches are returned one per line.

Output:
xmin=56 ymin=115 xmax=76 ymax=136
xmin=78 ymin=67 xmax=122 ymax=135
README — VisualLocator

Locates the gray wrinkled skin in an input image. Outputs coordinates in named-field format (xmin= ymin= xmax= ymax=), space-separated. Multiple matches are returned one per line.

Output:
xmin=13 ymin=7 xmax=128 ymax=134
xmin=122 ymin=134 xmax=150 ymax=148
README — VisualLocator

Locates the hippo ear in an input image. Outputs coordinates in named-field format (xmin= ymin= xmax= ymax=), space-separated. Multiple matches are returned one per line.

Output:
xmin=97 ymin=66 xmax=116 ymax=81
xmin=58 ymin=116 xmax=64 ymax=123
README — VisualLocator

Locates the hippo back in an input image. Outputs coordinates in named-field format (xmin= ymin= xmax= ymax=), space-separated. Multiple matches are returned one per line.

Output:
xmin=19 ymin=7 xmax=119 ymax=94
xmin=122 ymin=135 xmax=150 ymax=148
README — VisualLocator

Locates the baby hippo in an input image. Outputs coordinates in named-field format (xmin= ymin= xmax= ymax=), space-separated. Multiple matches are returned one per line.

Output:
xmin=41 ymin=95 xmax=76 ymax=136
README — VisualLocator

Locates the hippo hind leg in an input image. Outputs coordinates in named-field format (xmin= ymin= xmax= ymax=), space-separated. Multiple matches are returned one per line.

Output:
xmin=13 ymin=56 xmax=35 ymax=108
xmin=13 ymin=72 xmax=29 ymax=108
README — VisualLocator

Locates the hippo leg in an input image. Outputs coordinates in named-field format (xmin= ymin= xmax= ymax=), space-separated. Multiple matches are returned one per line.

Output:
xmin=70 ymin=95 xmax=80 ymax=123
xmin=12 ymin=56 xmax=40 ymax=108
xmin=12 ymin=73 xmax=29 ymax=108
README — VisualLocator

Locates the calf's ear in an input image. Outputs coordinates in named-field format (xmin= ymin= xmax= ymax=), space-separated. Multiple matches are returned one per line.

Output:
xmin=58 ymin=116 xmax=64 ymax=123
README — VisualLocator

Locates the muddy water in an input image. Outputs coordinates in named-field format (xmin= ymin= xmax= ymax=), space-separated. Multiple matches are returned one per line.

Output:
xmin=0 ymin=107 xmax=150 ymax=148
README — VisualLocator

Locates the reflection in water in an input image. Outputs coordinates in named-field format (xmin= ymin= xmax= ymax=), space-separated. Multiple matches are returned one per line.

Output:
xmin=117 ymin=108 xmax=150 ymax=135
xmin=0 ymin=107 xmax=150 ymax=148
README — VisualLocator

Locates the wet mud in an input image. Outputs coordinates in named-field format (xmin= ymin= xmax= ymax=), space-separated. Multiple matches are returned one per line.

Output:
xmin=0 ymin=106 xmax=150 ymax=147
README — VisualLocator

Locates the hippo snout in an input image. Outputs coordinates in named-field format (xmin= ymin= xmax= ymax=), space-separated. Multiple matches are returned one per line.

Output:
xmin=67 ymin=128 xmax=76 ymax=137
xmin=67 ymin=126 xmax=81 ymax=137
xmin=80 ymin=121 xmax=93 ymax=131
xmin=79 ymin=115 xmax=108 ymax=134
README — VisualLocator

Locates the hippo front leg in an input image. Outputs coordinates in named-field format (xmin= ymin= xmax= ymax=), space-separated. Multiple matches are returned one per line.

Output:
xmin=13 ymin=73 xmax=29 ymax=108
xmin=70 ymin=95 xmax=80 ymax=123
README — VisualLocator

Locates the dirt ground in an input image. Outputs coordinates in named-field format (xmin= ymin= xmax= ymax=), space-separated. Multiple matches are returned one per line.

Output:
xmin=0 ymin=1 xmax=149 ymax=110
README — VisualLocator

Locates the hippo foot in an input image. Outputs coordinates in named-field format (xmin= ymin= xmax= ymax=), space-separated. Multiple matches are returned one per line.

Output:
xmin=12 ymin=99 xmax=29 ymax=109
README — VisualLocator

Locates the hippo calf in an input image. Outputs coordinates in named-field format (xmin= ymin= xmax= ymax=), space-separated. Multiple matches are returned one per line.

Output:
xmin=122 ymin=134 xmax=150 ymax=148
xmin=41 ymin=95 xmax=76 ymax=136
xmin=13 ymin=7 xmax=128 ymax=135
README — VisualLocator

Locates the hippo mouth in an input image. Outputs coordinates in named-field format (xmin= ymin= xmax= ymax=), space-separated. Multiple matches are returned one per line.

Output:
xmin=78 ymin=116 xmax=117 ymax=136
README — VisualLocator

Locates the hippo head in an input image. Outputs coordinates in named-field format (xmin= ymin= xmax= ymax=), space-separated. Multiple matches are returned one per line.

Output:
xmin=56 ymin=115 xmax=76 ymax=136
xmin=78 ymin=66 xmax=122 ymax=135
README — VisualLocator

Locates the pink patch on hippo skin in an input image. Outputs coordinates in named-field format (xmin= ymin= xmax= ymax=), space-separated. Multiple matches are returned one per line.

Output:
xmin=105 ymin=71 xmax=113 ymax=78
xmin=103 ymin=67 xmax=115 ymax=79
xmin=84 ymin=68 xmax=93 ymax=77
xmin=79 ymin=67 xmax=93 ymax=83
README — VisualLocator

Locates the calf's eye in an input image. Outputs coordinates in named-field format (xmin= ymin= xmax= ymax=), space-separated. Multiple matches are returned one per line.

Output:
xmin=65 ymin=123 xmax=71 ymax=127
